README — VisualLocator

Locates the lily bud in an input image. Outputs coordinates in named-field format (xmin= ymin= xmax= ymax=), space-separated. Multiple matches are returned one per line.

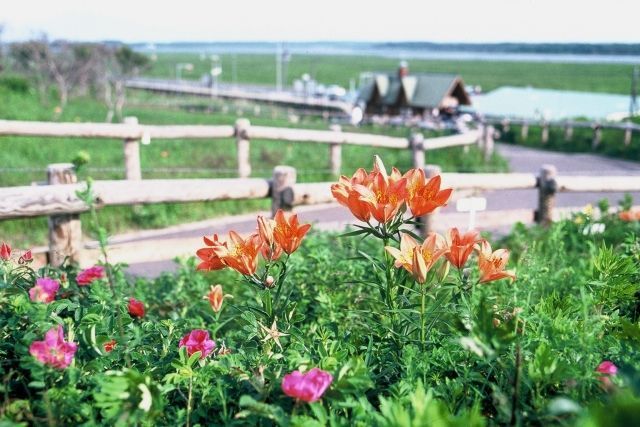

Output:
xmin=257 ymin=216 xmax=275 ymax=245
xmin=411 ymin=249 xmax=428 ymax=284
xmin=437 ymin=260 xmax=450 ymax=282
xmin=265 ymin=275 xmax=275 ymax=288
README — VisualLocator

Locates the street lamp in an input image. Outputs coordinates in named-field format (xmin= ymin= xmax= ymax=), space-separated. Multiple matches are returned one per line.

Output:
xmin=210 ymin=55 xmax=222 ymax=94
xmin=175 ymin=63 xmax=194 ymax=82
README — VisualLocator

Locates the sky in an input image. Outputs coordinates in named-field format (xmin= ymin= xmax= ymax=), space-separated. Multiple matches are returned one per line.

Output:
xmin=2 ymin=0 xmax=639 ymax=43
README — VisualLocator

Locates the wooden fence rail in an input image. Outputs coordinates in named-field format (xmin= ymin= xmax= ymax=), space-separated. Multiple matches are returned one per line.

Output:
xmin=484 ymin=117 xmax=640 ymax=148
xmin=3 ymin=160 xmax=640 ymax=264
xmin=0 ymin=118 xmax=486 ymax=179
xmin=3 ymin=117 xmax=638 ymax=265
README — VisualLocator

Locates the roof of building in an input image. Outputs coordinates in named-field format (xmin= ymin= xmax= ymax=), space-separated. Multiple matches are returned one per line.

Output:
xmin=358 ymin=72 xmax=470 ymax=109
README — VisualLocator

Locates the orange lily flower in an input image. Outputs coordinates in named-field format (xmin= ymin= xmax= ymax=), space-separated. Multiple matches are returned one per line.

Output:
xmin=257 ymin=215 xmax=283 ymax=261
xmin=273 ymin=210 xmax=312 ymax=255
xmin=212 ymin=231 xmax=262 ymax=276
xmin=403 ymin=169 xmax=452 ymax=218
xmin=331 ymin=168 xmax=373 ymax=222
xmin=196 ymin=234 xmax=228 ymax=271
xmin=618 ymin=210 xmax=640 ymax=221
xmin=385 ymin=232 xmax=447 ymax=283
xmin=444 ymin=228 xmax=481 ymax=269
xmin=477 ymin=240 xmax=516 ymax=283
xmin=203 ymin=284 xmax=230 ymax=313
xmin=355 ymin=157 xmax=408 ymax=224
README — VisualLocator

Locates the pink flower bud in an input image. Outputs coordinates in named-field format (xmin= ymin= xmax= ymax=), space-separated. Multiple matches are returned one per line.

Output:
xmin=76 ymin=265 xmax=105 ymax=286
xmin=0 ymin=242 xmax=11 ymax=261
xmin=128 ymin=298 xmax=145 ymax=318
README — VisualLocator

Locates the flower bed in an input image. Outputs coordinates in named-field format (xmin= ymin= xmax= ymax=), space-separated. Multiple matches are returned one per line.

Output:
xmin=1 ymin=157 xmax=639 ymax=426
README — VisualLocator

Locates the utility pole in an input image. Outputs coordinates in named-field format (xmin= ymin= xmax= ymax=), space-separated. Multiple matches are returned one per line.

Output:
xmin=631 ymin=65 xmax=639 ymax=117
xmin=276 ymin=43 xmax=282 ymax=92
xmin=232 ymin=54 xmax=238 ymax=87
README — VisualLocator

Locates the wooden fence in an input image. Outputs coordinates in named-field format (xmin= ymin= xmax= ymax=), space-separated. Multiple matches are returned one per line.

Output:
xmin=2 ymin=160 xmax=639 ymax=265
xmin=3 ymin=118 xmax=639 ymax=267
xmin=484 ymin=117 xmax=640 ymax=149
xmin=0 ymin=118 xmax=487 ymax=178
xmin=0 ymin=118 xmax=487 ymax=264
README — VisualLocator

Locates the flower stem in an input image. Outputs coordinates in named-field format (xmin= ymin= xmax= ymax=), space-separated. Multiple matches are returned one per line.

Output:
xmin=186 ymin=376 xmax=193 ymax=427
xmin=44 ymin=374 xmax=56 ymax=427
xmin=84 ymin=182 xmax=131 ymax=368
xmin=262 ymin=290 xmax=273 ymax=323
xmin=420 ymin=285 xmax=426 ymax=351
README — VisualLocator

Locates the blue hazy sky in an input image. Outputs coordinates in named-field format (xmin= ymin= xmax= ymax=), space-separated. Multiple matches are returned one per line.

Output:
xmin=2 ymin=0 xmax=638 ymax=43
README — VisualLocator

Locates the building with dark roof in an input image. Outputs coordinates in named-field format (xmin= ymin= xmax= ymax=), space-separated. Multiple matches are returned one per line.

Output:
xmin=357 ymin=63 xmax=471 ymax=116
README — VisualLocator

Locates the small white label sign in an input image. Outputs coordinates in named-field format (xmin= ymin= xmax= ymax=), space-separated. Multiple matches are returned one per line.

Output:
xmin=456 ymin=197 xmax=487 ymax=230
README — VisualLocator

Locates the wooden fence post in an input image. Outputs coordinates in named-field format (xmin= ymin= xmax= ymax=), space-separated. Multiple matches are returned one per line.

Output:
xmin=410 ymin=132 xmax=425 ymax=169
xmin=564 ymin=122 xmax=573 ymax=142
xmin=501 ymin=118 xmax=510 ymax=133
xmin=329 ymin=124 xmax=342 ymax=176
xmin=235 ymin=118 xmax=251 ymax=178
xmin=521 ymin=121 xmax=529 ymax=140
xmin=419 ymin=165 xmax=442 ymax=237
xmin=541 ymin=122 xmax=549 ymax=145
xmin=624 ymin=123 xmax=632 ymax=146
xmin=536 ymin=164 xmax=557 ymax=226
xmin=47 ymin=163 xmax=82 ymax=266
xmin=123 ymin=116 xmax=141 ymax=180
xmin=482 ymin=125 xmax=494 ymax=161
xmin=592 ymin=124 xmax=602 ymax=150
xmin=271 ymin=165 xmax=296 ymax=216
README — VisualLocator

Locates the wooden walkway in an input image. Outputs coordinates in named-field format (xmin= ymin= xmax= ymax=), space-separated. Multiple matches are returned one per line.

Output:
xmin=125 ymin=78 xmax=353 ymax=113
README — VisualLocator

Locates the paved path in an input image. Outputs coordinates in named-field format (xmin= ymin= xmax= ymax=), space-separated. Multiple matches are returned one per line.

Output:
xmin=125 ymin=144 xmax=640 ymax=277
xmin=483 ymin=144 xmax=640 ymax=211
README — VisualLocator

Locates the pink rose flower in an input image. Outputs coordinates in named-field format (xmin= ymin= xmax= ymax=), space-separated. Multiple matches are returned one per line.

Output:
xmin=29 ymin=277 xmax=60 ymax=303
xmin=596 ymin=360 xmax=618 ymax=390
xmin=596 ymin=360 xmax=618 ymax=376
xmin=29 ymin=325 xmax=77 ymax=369
xmin=281 ymin=367 xmax=333 ymax=403
xmin=178 ymin=329 xmax=216 ymax=359
xmin=76 ymin=266 xmax=105 ymax=286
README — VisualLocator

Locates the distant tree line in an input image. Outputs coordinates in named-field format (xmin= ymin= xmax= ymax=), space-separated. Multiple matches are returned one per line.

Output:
xmin=374 ymin=42 xmax=640 ymax=56
xmin=1 ymin=36 xmax=149 ymax=121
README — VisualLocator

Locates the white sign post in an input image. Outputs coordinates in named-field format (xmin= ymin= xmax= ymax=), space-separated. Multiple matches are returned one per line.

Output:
xmin=456 ymin=197 xmax=487 ymax=230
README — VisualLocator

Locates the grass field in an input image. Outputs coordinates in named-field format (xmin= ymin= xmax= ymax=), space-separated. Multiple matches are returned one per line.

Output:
xmin=145 ymin=53 xmax=636 ymax=94
xmin=497 ymin=119 xmax=640 ymax=160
